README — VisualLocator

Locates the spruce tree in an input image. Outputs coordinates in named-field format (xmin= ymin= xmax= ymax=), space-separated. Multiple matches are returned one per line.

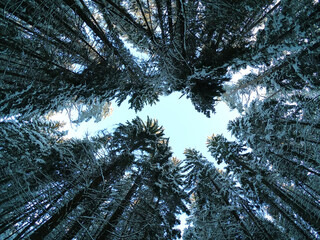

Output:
xmin=0 ymin=117 xmax=188 ymax=239
xmin=208 ymin=134 xmax=320 ymax=239
xmin=182 ymin=148 xmax=283 ymax=240
xmin=0 ymin=0 xmax=278 ymax=118
xmin=1 ymin=0 xmax=320 ymax=239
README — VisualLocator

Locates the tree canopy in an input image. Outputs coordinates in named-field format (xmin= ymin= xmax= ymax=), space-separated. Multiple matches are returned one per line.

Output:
xmin=1 ymin=0 xmax=319 ymax=239
xmin=0 ymin=0 xmax=278 ymax=117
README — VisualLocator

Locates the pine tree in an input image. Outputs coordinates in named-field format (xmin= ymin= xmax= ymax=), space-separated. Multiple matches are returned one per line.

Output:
xmin=208 ymin=134 xmax=320 ymax=239
xmin=96 ymin=0 xmax=277 ymax=116
xmin=0 ymin=117 xmax=188 ymax=239
xmin=0 ymin=0 xmax=157 ymax=119
xmin=182 ymin=149 xmax=282 ymax=240
xmin=229 ymin=99 xmax=320 ymax=183
xmin=2 ymin=0 xmax=320 ymax=238
xmin=222 ymin=0 xmax=320 ymax=114
xmin=0 ymin=0 xmax=279 ymax=118
xmin=218 ymin=2 xmax=320 ymax=237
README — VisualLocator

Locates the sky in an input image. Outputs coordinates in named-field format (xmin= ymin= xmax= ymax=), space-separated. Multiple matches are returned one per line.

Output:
xmin=51 ymin=91 xmax=240 ymax=235
xmin=50 ymin=39 xmax=243 ymax=236
xmin=48 ymin=72 xmax=244 ymax=237
xmin=49 ymin=3 xmax=253 ymax=166
xmin=56 ymin=92 xmax=239 ymax=164
xmin=53 ymin=65 xmax=251 ymax=164
xmin=51 ymin=32 xmax=242 ymax=165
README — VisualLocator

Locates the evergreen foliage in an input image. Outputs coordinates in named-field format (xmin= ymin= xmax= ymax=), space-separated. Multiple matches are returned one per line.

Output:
xmin=208 ymin=135 xmax=319 ymax=239
xmin=1 ymin=0 xmax=320 ymax=239
xmin=0 ymin=117 xmax=188 ymax=239
xmin=183 ymin=148 xmax=286 ymax=240
xmin=0 ymin=0 xmax=276 ymax=118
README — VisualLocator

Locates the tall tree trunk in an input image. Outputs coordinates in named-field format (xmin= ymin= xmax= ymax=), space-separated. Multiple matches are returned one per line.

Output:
xmin=209 ymin=177 xmax=254 ymax=239
xmin=63 ymin=0 xmax=137 ymax=77
xmin=240 ymin=199 xmax=274 ymax=240
xmin=166 ymin=0 xmax=173 ymax=43
xmin=175 ymin=0 xmax=186 ymax=58
xmin=29 ymin=160 xmax=122 ymax=239
xmin=96 ymin=175 xmax=142 ymax=240
xmin=235 ymin=157 xmax=320 ymax=235
xmin=155 ymin=0 xmax=166 ymax=43
xmin=13 ymin=187 xmax=69 ymax=240
xmin=262 ymin=191 xmax=314 ymax=240
xmin=263 ymin=180 xmax=320 ymax=235
xmin=63 ymin=188 xmax=111 ymax=240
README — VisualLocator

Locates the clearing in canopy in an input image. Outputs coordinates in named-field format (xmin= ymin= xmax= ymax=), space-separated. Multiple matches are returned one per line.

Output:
xmin=0 ymin=0 xmax=319 ymax=239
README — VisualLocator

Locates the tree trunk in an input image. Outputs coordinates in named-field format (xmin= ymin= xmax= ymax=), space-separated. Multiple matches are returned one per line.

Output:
xmin=240 ymin=199 xmax=274 ymax=240
xmin=63 ymin=189 xmax=110 ymax=240
xmin=209 ymin=177 xmax=254 ymax=240
xmin=235 ymin=158 xmax=320 ymax=235
xmin=166 ymin=0 xmax=173 ymax=43
xmin=29 ymin=160 xmax=121 ymax=239
xmin=96 ymin=175 xmax=142 ymax=240
xmin=263 ymin=180 xmax=320 ymax=235
xmin=262 ymin=192 xmax=314 ymax=240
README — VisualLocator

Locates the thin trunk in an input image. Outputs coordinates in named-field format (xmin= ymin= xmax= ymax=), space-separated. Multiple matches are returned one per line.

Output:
xmin=13 ymin=187 xmax=70 ymax=240
xmin=175 ymin=0 xmax=186 ymax=58
xmin=1 ymin=184 xmax=67 ymax=235
xmin=2 ymin=38 xmax=76 ymax=76
xmin=155 ymin=0 xmax=166 ymax=42
xmin=2 ymin=0 xmax=94 ymax=65
xmin=214 ymin=29 xmax=224 ymax=51
xmin=29 ymin=188 xmax=86 ymax=239
xmin=5 ymin=16 xmax=100 ymax=63
xmin=0 ymin=207 xmax=38 ymax=235
xmin=63 ymin=0 xmax=112 ymax=49
xmin=166 ymin=0 xmax=173 ymax=43
xmin=0 ymin=187 xmax=52 ymax=220
xmin=241 ymin=200 xmax=274 ymax=240
xmin=136 ymin=0 xmax=153 ymax=36
xmin=96 ymin=175 xmax=142 ymax=240
xmin=0 ymin=2 xmax=95 ymax=66
xmin=282 ymin=185 xmax=320 ymax=211
xmin=146 ymin=0 xmax=153 ymax=30
xmin=262 ymin=192 xmax=314 ymax=240
xmin=299 ymin=182 xmax=320 ymax=198
xmin=63 ymin=0 xmax=138 ymax=78
xmin=29 ymin=160 xmax=121 ymax=239
xmin=268 ymin=150 xmax=320 ymax=176
xmin=235 ymin=158 xmax=320 ymax=235
xmin=209 ymin=177 xmax=254 ymax=240
xmin=63 ymin=188 xmax=111 ymax=240
xmin=95 ymin=0 xmax=159 ymax=52
xmin=239 ymin=2 xmax=281 ymax=40
xmin=263 ymin=179 xmax=320 ymax=234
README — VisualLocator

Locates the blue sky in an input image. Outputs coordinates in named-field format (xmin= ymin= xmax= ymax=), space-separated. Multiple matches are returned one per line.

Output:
xmin=51 ymin=86 xmax=240 ymax=236
xmin=60 ymin=92 xmax=239 ymax=164
xmin=53 ymin=21 xmax=247 ymax=166
xmin=53 ymin=38 xmax=242 ymax=165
